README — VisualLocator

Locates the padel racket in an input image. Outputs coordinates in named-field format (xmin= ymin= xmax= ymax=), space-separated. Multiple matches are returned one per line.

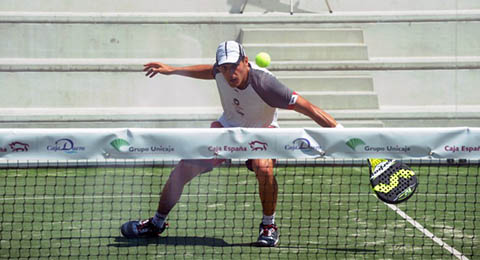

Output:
xmin=367 ymin=158 xmax=418 ymax=204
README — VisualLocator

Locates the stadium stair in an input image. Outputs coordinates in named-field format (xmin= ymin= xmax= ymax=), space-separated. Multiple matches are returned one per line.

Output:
xmin=1 ymin=4 xmax=480 ymax=128
xmin=241 ymin=28 xmax=382 ymax=127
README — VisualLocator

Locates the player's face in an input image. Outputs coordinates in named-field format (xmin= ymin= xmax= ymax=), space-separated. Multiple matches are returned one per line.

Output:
xmin=218 ymin=57 xmax=249 ymax=89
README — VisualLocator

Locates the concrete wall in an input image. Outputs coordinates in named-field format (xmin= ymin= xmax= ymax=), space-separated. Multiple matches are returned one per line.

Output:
xmin=373 ymin=70 xmax=480 ymax=108
xmin=0 ymin=71 xmax=220 ymax=108
xmin=4 ymin=18 xmax=479 ymax=59
xmin=1 ymin=2 xmax=480 ymax=127
xmin=2 ymin=15 xmax=479 ymax=107
xmin=1 ymin=0 xmax=479 ymax=13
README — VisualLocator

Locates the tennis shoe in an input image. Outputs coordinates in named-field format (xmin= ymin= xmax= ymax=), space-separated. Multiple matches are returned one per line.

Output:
xmin=120 ymin=218 xmax=167 ymax=238
xmin=256 ymin=223 xmax=279 ymax=247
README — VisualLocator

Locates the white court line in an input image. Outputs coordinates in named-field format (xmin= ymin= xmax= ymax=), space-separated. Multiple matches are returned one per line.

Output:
xmin=384 ymin=201 xmax=469 ymax=260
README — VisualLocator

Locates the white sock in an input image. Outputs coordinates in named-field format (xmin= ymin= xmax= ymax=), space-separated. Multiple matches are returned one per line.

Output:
xmin=262 ymin=213 xmax=275 ymax=225
xmin=152 ymin=212 xmax=167 ymax=228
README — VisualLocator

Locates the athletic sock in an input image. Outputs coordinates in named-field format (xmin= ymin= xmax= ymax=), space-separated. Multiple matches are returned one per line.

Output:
xmin=152 ymin=212 xmax=167 ymax=228
xmin=262 ymin=213 xmax=275 ymax=226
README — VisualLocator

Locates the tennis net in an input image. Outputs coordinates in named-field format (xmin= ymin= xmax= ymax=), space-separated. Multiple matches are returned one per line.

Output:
xmin=0 ymin=159 xmax=478 ymax=259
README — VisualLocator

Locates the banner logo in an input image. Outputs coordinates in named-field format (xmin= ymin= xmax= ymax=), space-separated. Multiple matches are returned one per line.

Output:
xmin=346 ymin=138 xmax=366 ymax=151
xmin=208 ymin=140 xmax=268 ymax=154
xmin=285 ymin=138 xmax=323 ymax=155
xmin=110 ymin=139 xmax=130 ymax=152
xmin=0 ymin=141 xmax=31 ymax=153
xmin=249 ymin=140 xmax=268 ymax=151
xmin=346 ymin=138 xmax=411 ymax=153
xmin=110 ymin=138 xmax=174 ymax=154
xmin=10 ymin=142 xmax=30 ymax=152
xmin=444 ymin=145 xmax=480 ymax=153
xmin=47 ymin=138 xmax=85 ymax=154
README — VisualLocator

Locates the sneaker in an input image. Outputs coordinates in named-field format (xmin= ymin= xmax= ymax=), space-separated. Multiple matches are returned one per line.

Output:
xmin=256 ymin=223 xmax=279 ymax=247
xmin=120 ymin=218 xmax=168 ymax=238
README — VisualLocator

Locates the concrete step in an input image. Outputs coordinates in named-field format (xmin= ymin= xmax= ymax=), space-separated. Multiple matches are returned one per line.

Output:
xmin=240 ymin=28 xmax=364 ymax=44
xmin=279 ymin=106 xmax=480 ymax=127
xmin=3 ymin=57 xmax=480 ymax=71
xmin=3 ymin=106 xmax=480 ymax=128
xmin=277 ymin=75 xmax=373 ymax=92
xmin=298 ymin=91 xmax=379 ymax=110
xmin=0 ymin=23 xmax=218 ymax=59
xmin=0 ymin=72 xmax=378 ymax=110
xmin=0 ymin=71 xmax=221 ymax=108
xmin=278 ymin=119 xmax=385 ymax=128
xmin=1 ymin=1 xmax=477 ymax=12
xmin=243 ymin=43 xmax=368 ymax=61
xmin=3 ymin=12 xmax=480 ymax=59
xmin=4 ymin=25 xmax=363 ymax=60
xmin=0 ymin=107 xmax=222 ymax=128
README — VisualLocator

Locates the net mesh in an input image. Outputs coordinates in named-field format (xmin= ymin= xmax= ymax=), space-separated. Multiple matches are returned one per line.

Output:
xmin=0 ymin=159 xmax=478 ymax=259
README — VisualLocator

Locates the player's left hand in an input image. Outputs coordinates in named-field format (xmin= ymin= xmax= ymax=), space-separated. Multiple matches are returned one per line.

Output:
xmin=143 ymin=62 xmax=175 ymax=78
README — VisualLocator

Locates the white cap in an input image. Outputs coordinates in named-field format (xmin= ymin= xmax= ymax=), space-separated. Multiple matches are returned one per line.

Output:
xmin=215 ymin=41 xmax=246 ymax=66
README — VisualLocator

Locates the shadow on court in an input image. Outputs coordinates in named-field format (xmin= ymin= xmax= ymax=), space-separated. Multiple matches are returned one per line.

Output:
xmin=280 ymin=246 xmax=377 ymax=254
xmin=109 ymin=236 xmax=254 ymax=248
xmin=108 ymin=236 xmax=378 ymax=254
xmin=55 ymin=236 xmax=377 ymax=253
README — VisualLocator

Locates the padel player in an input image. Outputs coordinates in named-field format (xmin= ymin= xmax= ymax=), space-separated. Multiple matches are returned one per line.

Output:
xmin=121 ymin=41 xmax=343 ymax=247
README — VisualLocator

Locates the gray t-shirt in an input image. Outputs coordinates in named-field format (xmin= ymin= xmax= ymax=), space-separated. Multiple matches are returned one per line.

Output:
xmin=213 ymin=62 xmax=298 ymax=127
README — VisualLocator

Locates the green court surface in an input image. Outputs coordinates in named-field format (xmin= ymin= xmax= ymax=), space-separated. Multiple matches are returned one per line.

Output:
xmin=0 ymin=161 xmax=478 ymax=259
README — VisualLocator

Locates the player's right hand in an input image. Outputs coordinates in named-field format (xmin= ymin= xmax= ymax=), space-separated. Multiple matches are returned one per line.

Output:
xmin=143 ymin=62 xmax=175 ymax=78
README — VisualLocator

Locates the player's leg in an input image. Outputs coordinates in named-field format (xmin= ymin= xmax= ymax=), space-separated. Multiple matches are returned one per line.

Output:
xmin=120 ymin=121 xmax=225 ymax=238
xmin=251 ymin=159 xmax=277 ymax=215
xmin=120 ymin=159 xmax=222 ymax=238
xmin=250 ymin=158 xmax=279 ymax=247
xmin=156 ymin=159 xmax=223 ymax=216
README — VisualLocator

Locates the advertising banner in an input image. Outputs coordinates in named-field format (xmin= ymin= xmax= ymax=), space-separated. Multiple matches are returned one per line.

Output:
xmin=0 ymin=127 xmax=479 ymax=161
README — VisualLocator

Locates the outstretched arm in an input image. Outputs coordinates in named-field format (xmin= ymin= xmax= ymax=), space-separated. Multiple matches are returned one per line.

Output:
xmin=144 ymin=62 xmax=214 ymax=80
xmin=293 ymin=95 xmax=341 ymax=128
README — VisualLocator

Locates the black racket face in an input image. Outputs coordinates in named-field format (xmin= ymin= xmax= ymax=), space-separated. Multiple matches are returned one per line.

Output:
xmin=368 ymin=159 xmax=418 ymax=204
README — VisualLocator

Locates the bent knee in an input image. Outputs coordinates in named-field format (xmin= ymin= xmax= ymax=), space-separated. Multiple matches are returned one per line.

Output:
xmin=251 ymin=159 xmax=274 ymax=177
xmin=169 ymin=160 xmax=211 ymax=184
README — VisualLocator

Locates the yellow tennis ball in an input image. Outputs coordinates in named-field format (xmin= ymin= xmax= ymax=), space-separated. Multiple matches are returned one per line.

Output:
xmin=255 ymin=52 xmax=271 ymax=68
